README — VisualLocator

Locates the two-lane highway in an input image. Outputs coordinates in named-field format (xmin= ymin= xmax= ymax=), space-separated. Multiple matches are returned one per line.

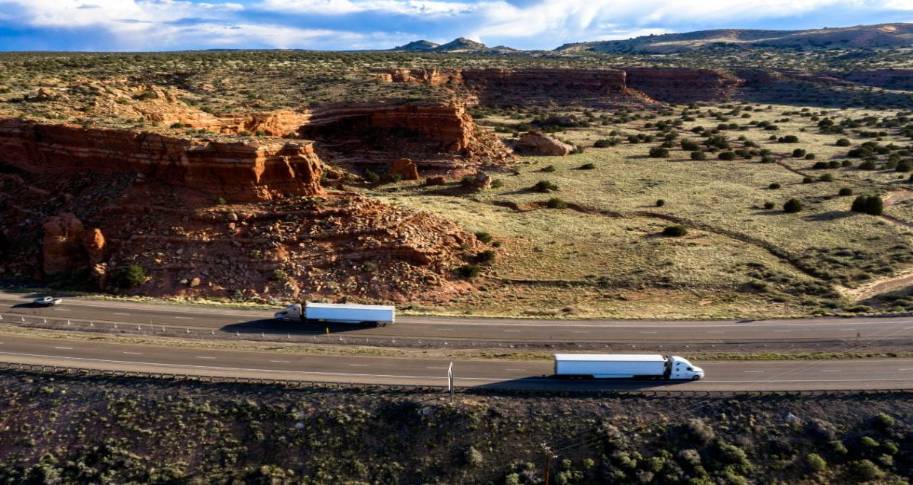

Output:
xmin=0 ymin=333 xmax=911 ymax=391
xmin=3 ymin=291 xmax=913 ymax=347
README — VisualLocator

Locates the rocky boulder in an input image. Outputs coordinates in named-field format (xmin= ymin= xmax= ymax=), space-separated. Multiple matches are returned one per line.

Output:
xmin=515 ymin=131 xmax=574 ymax=156
xmin=389 ymin=158 xmax=420 ymax=180
xmin=42 ymin=213 xmax=86 ymax=275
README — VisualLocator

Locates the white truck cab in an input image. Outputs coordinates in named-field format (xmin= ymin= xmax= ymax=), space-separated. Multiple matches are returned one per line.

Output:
xmin=669 ymin=355 xmax=704 ymax=380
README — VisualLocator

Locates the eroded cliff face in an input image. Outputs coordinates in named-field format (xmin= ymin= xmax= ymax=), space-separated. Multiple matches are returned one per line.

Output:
xmin=299 ymin=103 xmax=512 ymax=174
xmin=0 ymin=119 xmax=323 ymax=202
xmin=377 ymin=67 xmax=744 ymax=105
xmin=0 ymin=109 xmax=484 ymax=302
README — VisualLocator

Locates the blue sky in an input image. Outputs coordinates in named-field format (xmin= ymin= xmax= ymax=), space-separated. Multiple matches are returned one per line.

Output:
xmin=0 ymin=0 xmax=911 ymax=51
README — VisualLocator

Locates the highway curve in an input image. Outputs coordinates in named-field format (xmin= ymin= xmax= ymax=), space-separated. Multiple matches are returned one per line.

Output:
xmin=2 ymin=290 xmax=913 ymax=391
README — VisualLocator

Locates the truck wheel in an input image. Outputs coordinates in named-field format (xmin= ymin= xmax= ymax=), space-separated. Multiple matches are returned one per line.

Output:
xmin=692 ymin=375 xmax=701 ymax=381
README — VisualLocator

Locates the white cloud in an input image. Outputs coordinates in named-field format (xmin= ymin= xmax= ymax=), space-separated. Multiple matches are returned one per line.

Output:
xmin=258 ymin=0 xmax=476 ymax=16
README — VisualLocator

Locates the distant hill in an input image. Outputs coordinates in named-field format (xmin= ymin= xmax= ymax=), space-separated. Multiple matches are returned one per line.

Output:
xmin=557 ymin=23 xmax=913 ymax=53
xmin=393 ymin=40 xmax=439 ymax=52
xmin=391 ymin=37 xmax=503 ymax=53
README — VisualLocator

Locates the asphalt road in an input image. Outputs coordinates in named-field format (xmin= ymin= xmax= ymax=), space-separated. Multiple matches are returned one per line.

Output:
xmin=0 ymin=332 xmax=911 ymax=391
xmin=3 ymin=291 xmax=913 ymax=347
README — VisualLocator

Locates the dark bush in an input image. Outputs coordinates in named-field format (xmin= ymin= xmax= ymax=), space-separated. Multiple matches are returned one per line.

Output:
xmin=812 ymin=161 xmax=828 ymax=169
xmin=532 ymin=180 xmax=559 ymax=193
xmin=690 ymin=151 xmax=707 ymax=160
xmin=656 ymin=199 xmax=665 ymax=207
xmin=851 ymin=195 xmax=883 ymax=215
xmin=858 ymin=160 xmax=877 ymax=170
xmin=475 ymin=250 xmax=496 ymax=264
xmin=593 ymin=138 xmax=617 ymax=148
xmin=112 ymin=264 xmax=147 ymax=289
xmin=546 ymin=198 xmax=568 ymax=209
xmin=779 ymin=135 xmax=800 ymax=143
xmin=838 ymin=187 xmax=853 ymax=196
xmin=649 ymin=147 xmax=670 ymax=158
xmin=662 ymin=225 xmax=688 ymax=237
xmin=896 ymin=160 xmax=913 ymax=172
xmin=474 ymin=231 xmax=493 ymax=243
xmin=540 ymin=165 xmax=556 ymax=173
xmin=578 ymin=163 xmax=596 ymax=170
xmin=783 ymin=199 xmax=802 ymax=213
xmin=718 ymin=151 xmax=736 ymax=161
xmin=793 ymin=148 xmax=806 ymax=157
xmin=455 ymin=264 xmax=481 ymax=279
xmin=680 ymin=139 xmax=700 ymax=151
xmin=763 ymin=201 xmax=775 ymax=209
xmin=819 ymin=174 xmax=834 ymax=182
xmin=836 ymin=138 xmax=851 ymax=147
xmin=769 ymin=182 xmax=781 ymax=189
xmin=802 ymin=177 xmax=814 ymax=184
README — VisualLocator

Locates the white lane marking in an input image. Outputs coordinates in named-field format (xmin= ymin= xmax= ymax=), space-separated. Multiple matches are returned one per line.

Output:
xmin=113 ymin=312 xmax=131 ymax=316
xmin=425 ymin=366 xmax=447 ymax=370
xmin=53 ymin=346 xmax=73 ymax=350
xmin=571 ymin=330 xmax=589 ymax=334
xmin=348 ymin=363 xmax=370 ymax=367
xmin=898 ymin=368 xmax=913 ymax=371
xmin=743 ymin=370 xmax=765 ymax=373
xmin=639 ymin=331 xmax=658 ymax=334
xmin=502 ymin=329 xmax=521 ymax=333
xmin=270 ymin=360 xmax=291 ymax=364
xmin=820 ymin=369 xmax=841 ymax=373
xmin=506 ymin=368 xmax=527 ymax=372
xmin=174 ymin=316 xmax=193 ymax=320
xmin=122 ymin=351 xmax=142 ymax=356
xmin=773 ymin=330 xmax=793 ymax=333
xmin=196 ymin=356 xmax=216 ymax=360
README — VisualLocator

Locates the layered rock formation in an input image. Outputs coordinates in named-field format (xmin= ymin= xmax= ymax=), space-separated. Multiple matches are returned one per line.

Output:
xmin=624 ymin=68 xmax=742 ymax=103
xmin=837 ymin=69 xmax=913 ymax=91
xmin=0 ymin=119 xmax=323 ymax=202
xmin=378 ymin=67 xmax=747 ymax=105
xmin=299 ymin=103 xmax=512 ymax=174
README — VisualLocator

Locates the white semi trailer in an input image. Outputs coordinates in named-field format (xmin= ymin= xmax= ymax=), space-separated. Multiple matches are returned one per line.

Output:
xmin=274 ymin=302 xmax=395 ymax=326
xmin=553 ymin=354 xmax=704 ymax=380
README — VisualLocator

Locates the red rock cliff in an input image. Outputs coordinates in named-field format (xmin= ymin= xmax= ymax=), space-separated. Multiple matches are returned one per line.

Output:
xmin=624 ymin=68 xmax=743 ymax=103
xmin=0 ymin=119 xmax=323 ymax=202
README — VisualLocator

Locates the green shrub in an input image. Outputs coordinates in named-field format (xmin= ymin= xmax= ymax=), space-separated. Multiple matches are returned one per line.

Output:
xmin=364 ymin=169 xmax=380 ymax=184
xmin=802 ymin=176 xmax=814 ymax=184
xmin=838 ymin=187 xmax=853 ymax=196
xmin=793 ymin=148 xmax=806 ymax=157
xmin=836 ymin=138 xmax=851 ymax=147
xmin=691 ymin=150 xmax=707 ymax=160
xmin=806 ymin=453 xmax=827 ymax=473
xmin=768 ymin=183 xmax=781 ymax=189
xmin=532 ymin=180 xmax=559 ymax=193
xmin=875 ymin=413 xmax=895 ymax=428
xmin=649 ymin=147 xmax=670 ymax=158
xmin=859 ymin=160 xmax=877 ymax=170
xmin=819 ymin=174 xmax=834 ymax=182
xmin=662 ymin=225 xmax=687 ymax=237
xmin=718 ymin=151 xmax=736 ymax=161
xmin=112 ymin=264 xmax=147 ymax=289
xmin=764 ymin=202 xmax=775 ymax=210
xmin=490 ymin=179 xmax=504 ymax=189
xmin=656 ymin=199 xmax=665 ymax=207
xmin=779 ymin=135 xmax=800 ymax=143
xmin=540 ymin=165 xmax=556 ymax=173
xmin=896 ymin=160 xmax=913 ymax=172
xmin=578 ymin=163 xmax=596 ymax=170
xmin=271 ymin=269 xmax=289 ymax=282
xmin=546 ymin=198 xmax=568 ymax=209
xmin=681 ymin=139 xmax=700 ymax=151
xmin=594 ymin=138 xmax=617 ymax=148
xmin=455 ymin=264 xmax=481 ymax=279
xmin=805 ymin=153 xmax=816 ymax=160
xmin=850 ymin=459 xmax=885 ymax=481
xmin=783 ymin=199 xmax=802 ymax=213
xmin=476 ymin=250 xmax=496 ymax=264
xmin=474 ymin=231 xmax=493 ymax=243
xmin=851 ymin=195 xmax=883 ymax=216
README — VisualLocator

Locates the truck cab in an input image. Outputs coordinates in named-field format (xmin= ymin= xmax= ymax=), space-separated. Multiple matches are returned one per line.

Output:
xmin=668 ymin=356 xmax=704 ymax=380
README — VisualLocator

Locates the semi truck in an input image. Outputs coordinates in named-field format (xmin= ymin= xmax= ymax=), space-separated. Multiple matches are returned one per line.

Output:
xmin=273 ymin=302 xmax=395 ymax=326
xmin=553 ymin=354 xmax=704 ymax=380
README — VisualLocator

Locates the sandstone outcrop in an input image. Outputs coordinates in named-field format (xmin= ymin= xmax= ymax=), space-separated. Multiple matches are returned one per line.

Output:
xmin=380 ymin=67 xmax=744 ymax=105
xmin=42 ymin=213 xmax=86 ymax=275
xmin=0 ymin=119 xmax=323 ymax=202
xmin=515 ymin=131 xmax=574 ymax=156
xmin=624 ymin=68 xmax=742 ymax=103
xmin=389 ymin=158 xmax=420 ymax=180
